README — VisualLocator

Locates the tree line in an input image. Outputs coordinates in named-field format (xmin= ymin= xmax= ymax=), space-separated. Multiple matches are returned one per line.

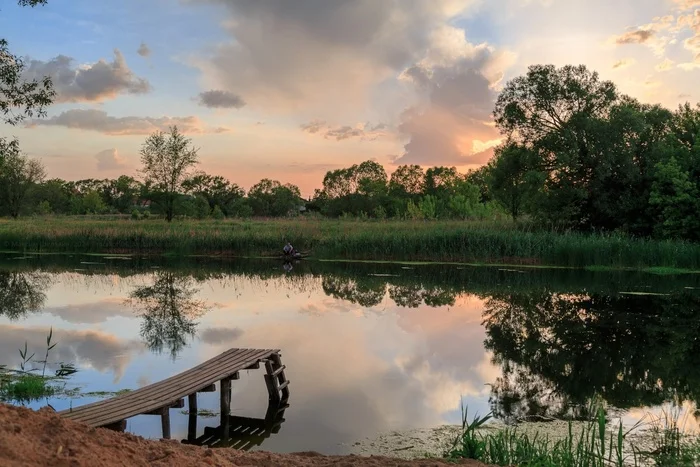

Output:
xmin=1 ymin=2 xmax=699 ymax=239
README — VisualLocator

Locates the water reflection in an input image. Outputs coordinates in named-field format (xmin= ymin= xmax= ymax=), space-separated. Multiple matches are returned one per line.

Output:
xmin=183 ymin=398 xmax=288 ymax=450
xmin=483 ymin=291 xmax=700 ymax=423
xmin=128 ymin=271 xmax=210 ymax=359
xmin=1 ymin=254 xmax=700 ymax=453
xmin=0 ymin=271 xmax=52 ymax=320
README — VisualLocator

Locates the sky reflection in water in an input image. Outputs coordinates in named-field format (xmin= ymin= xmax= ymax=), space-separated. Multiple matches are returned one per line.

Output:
xmin=1 ymin=255 xmax=700 ymax=454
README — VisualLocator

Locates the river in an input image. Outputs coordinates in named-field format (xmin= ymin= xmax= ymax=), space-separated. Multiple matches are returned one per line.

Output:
xmin=1 ymin=253 xmax=699 ymax=454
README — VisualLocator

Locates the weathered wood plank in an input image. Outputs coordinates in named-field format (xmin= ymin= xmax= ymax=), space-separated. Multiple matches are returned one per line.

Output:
xmin=61 ymin=349 xmax=271 ymax=421
xmin=58 ymin=348 xmax=279 ymax=428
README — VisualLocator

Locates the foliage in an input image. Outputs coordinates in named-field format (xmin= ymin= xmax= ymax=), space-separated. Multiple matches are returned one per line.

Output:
xmin=446 ymin=403 xmax=700 ymax=467
xmin=139 ymin=126 xmax=200 ymax=222
xmin=247 ymin=178 xmax=302 ymax=217
xmin=0 ymin=138 xmax=46 ymax=218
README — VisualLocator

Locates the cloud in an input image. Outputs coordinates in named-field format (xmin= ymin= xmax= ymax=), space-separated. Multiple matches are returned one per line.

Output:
xmin=300 ymin=120 xmax=390 ymax=141
xmin=44 ymin=298 xmax=134 ymax=324
xmin=656 ymin=58 xmax=675 ymax=71
xmin=613 ymin=58 xmax=635 ymax=69
xmin=186 ymin=0 xmax=480 ymax=113
xmin=26 ymin=109 xmax=231 ymax=135
xmin=614 ymin=29 xmax=655 ymax=45
xmin=0 ymin=325 xmax=141 ymax=383
xmin=21 ymin=49 xmax=151 ymax=103
xmin=198 ymin=327 xmax=244 ymax=345
xmin=137 ymin=42 xmax=151 ymax=58
xmin=196 ymin=89 xmax=246 ymax=109
xmin=393 ymin=35 xmax=512 ymax=167
xmin=94 ymin=148 xmax=128 ymax=171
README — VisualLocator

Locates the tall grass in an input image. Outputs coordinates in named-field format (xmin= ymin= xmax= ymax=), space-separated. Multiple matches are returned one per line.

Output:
xmin=446 ymin=402 xmax=700 ymax=466
xmin=1 ymin=217 xmax=700 ymax=270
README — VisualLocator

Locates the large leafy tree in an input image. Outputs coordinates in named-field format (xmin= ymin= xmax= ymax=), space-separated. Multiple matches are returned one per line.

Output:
xmin=492 ymin=65 xmax=625 ymax=228
xmin=139 ymin=126 xmax=199 ymax=222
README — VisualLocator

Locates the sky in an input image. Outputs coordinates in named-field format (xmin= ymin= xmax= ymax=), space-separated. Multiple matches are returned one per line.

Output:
xmin=1 ymin=0 xmax=699 ymax=197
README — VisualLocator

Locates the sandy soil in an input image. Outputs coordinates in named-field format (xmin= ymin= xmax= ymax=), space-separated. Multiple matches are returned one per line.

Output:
xmin=0 ymin=404 xmax=493 ymax=467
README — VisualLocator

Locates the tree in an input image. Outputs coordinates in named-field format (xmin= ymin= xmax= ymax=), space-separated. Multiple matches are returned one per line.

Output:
xmin=1 ymin=1 xmax=54 ymax=126
xmin=248 ymin=179 xmax=302 ymax=217
xmin=139 ymin=126 xmax=199 ymax=222
xmin=0 ymin=138 xmax=46 ymax=218
xmin=182 ymin=172 xmax=244 ymax=215
xmin=485 ymin=143 xmax=543 ymax=220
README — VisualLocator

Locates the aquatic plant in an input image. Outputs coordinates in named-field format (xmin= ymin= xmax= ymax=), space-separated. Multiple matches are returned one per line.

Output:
xmin=446 ymin=401 xmax=700 ymax=466
xmin=1 ymin=218 xmax=700 ymax=270
xmin=0 ymin=327 xmax=78 ymax=404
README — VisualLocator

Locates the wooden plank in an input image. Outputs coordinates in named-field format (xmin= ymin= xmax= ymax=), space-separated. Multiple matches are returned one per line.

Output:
xmin=59 ymin=348 xmax=279 ymax=428
xmin=61 ymin=349 xmax=272 ymax=420
xmin=271 ymin=365 xmax=286 ymax=377
xmin=69 ymin=351 xmax=267 ymax=426
xmin=61 ymin=348 xmax=259 ymax=419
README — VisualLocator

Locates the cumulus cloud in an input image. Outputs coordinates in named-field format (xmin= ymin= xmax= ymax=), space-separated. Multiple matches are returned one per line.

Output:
xmin=26 ymin=109 xmax=230 ymax=135
xmin=137 ymin=42 xmax=151 ymax=58
xmin=392 ymin=35 xmax=513 ymax=167
xmin=94 ymin=148 xmax=128 ymax=171
xmin=186 ymin=0 xmax=480 ymax=112
xmin=196 ymin=89 xmax=246 ymax=109
xmin=21 ymin=49 xmax=151 ymax=103
xmin=300 ymin=120 xmax=390 ymax=141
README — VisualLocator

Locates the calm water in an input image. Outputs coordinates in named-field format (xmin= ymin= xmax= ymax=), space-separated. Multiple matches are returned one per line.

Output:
xmin=1 ymin=253 xmax=700 ymax=453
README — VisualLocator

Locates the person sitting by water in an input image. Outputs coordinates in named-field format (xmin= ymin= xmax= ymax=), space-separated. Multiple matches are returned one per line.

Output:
xmin=283 ymin=242 xmax=295 ymax=256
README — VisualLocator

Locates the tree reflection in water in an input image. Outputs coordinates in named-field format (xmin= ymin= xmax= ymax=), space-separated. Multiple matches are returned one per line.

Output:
xmin=128 ymin=271 xmax=210 ymax=359
xmin=0 ymin=271 xmax=52 ymax=320
xmin=483 ymin=291 xmax=700 ymax=423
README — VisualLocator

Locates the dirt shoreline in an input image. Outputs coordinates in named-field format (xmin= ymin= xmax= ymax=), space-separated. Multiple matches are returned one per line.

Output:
xmin=0 ymin=404 xmax=492 ymax=467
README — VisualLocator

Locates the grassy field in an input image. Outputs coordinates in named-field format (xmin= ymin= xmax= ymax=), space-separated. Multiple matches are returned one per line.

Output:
xmin=1 ymin=217 xmax=700 ymax=270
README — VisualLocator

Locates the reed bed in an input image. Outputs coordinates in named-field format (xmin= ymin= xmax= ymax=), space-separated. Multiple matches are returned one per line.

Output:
xmin=1 ymin=217 xmax=699 ymax=270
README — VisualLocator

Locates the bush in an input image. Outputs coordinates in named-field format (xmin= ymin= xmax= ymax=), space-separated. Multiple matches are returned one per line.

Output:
xmin=131 ymin=209 xmax=142 ymax=220
xmin=212 ymin=205 xmax=225 ymax=220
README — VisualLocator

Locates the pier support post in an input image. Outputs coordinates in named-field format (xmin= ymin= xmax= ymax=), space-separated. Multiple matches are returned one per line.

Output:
xmin=161 ymin=407 xmax=171 ymax=439
xmin=187 ymin=393 xmax=198 ymax=442
xmin=220 ymin=377 xmax=232 ymax=441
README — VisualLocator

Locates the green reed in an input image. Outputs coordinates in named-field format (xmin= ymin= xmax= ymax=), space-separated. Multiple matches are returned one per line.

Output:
xmin=446 ymin=403 xmax=700 ymax=467
xmin=1 ymin=217 xmax=699 ymax=270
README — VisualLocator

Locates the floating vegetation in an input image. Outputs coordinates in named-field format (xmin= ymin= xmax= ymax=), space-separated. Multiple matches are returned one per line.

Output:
xmin=180 ymin=409 xmax=218 ymax=418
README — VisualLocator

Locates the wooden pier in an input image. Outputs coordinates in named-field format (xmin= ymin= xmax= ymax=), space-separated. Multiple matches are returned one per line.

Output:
xmin=58 ymin=348 xmax=290 ymax=440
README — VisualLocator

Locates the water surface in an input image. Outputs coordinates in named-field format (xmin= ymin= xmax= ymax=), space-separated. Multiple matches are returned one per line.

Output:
xmin=1 ymin=254 xmax=699 ymax=453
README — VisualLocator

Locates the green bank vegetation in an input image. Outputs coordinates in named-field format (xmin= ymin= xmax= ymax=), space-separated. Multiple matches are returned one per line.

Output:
xmin=1 ymin=218 xmax=700 ymax=270
xmin=0 ymin=328 xmax=78 ymax=404
xmin=447 ymin=404 xmax=700 ymax=467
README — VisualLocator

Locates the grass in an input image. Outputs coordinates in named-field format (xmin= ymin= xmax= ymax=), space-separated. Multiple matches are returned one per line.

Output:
xmin=446 ymin=402 xmax=700 ymax=466
xmin=1 ymin=217 xmax=700 ymax=270
xmin=0 ymin=327 xmax=78 ymax=404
